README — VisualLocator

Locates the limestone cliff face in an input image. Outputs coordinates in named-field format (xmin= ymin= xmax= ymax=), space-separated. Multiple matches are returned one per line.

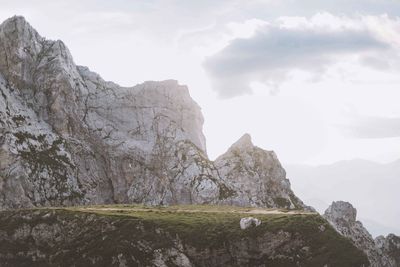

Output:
xmin=0 ymin=72 xmax=82 ymax=208
xmin=0 ymin=16 xmax=305 ymax=210
xmin=324 ymin=201 xmax=400 ymax=267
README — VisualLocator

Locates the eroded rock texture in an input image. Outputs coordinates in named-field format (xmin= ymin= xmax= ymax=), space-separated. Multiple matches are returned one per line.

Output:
xmin=215 ymin=134 xmax=305 ymax=209
xmin=0 ymin=16 xmax=307 ymax=210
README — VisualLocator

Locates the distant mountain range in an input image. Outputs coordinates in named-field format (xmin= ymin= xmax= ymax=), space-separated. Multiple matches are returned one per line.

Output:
xmin=287 ymin=158 xmax=400 ymax=237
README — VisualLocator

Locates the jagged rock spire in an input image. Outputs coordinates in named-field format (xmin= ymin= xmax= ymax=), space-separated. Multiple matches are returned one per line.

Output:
xmin=230 ymin=133 xmax=253 ymax=150
xmin=0 ymin=15 xmax=44 ymax=89
xmin=324 ymin=201 xmax=357 ymax=224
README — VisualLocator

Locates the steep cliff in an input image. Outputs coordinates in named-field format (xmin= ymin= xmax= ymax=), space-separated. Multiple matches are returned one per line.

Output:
xmin=0 ymin=16 xmax=305 ymax=210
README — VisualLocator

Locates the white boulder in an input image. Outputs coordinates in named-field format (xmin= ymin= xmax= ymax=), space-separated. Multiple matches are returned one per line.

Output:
xmin=240 ymin=217 xmax=261 ymax=230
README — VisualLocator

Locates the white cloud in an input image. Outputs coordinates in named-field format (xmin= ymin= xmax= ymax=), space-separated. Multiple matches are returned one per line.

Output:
xmin=204 ymin=13 xmax=400 ymax=98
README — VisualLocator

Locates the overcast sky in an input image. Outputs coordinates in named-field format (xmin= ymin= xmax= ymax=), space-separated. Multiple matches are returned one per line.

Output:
xmin=1 ymin=0 xmax=400 ymax=166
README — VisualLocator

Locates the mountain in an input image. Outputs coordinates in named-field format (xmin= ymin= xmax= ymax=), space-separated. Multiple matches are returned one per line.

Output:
xmin=286 ymin=159 xmax=400 ymax=236
xmin=4 ymin=15 xmax=400 ymax=266
xmin=324 ymin=201 xmax=400 ymax=267
xmin=0 ymin=16 xmax=306 ymax=210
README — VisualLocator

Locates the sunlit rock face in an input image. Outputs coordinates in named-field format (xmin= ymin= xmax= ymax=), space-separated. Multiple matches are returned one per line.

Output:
xmin=215 ymin=134 xmax=307 ymax=209
xmin=0 ymin=16 xmax=306 ymax=210
xmin=324 ymin=201 xmax=400 ymax=267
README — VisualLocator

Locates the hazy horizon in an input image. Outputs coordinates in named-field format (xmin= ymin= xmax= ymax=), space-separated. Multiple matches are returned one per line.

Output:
xmin=286 ymin=158 xmax=400 ymax=237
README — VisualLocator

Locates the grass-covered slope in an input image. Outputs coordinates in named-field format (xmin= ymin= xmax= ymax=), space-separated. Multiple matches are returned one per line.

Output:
xmin=0 ymin=205 xmax=369 ymax=267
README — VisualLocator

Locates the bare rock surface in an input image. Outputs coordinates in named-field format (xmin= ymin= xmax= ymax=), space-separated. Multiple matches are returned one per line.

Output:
xmin=0 ymin=16 xmax=306 ymax=210
xmin=215 ymin=134 xmax=307 ymax=209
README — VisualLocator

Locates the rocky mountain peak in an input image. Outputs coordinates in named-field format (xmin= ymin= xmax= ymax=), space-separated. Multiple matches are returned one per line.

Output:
xmin=230 ymin=133 xmax=253 ymax=150
xmin=0 ymin=15 xmax=307 ymax=211
xmin=324 ymin=201 xmax=357 ymax=224
xmin=0 ymin=15 xmax=43 ymax=88
xmin=0 ymin=15 xmax=79 ymax=133
xmin=0 ymin=15 xmax=36 ymax=36
xmin=214 ymin=133 xmax=307 ymax=209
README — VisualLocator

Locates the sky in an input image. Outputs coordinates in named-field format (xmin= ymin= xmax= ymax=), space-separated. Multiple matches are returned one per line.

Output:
xmin=1 ymin=0 xmax=399 ymax=234
xmin=1 ymin=0 xmax=400 ymax=165
xmin=287 ymin=159 xmax=400 ymax=237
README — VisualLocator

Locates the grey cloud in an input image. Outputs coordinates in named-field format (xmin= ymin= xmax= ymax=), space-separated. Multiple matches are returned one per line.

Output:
xmin=340 ymin=116 xmax=400 ymax=139
xmin=204 ymin=26 xmax=390 ymax=97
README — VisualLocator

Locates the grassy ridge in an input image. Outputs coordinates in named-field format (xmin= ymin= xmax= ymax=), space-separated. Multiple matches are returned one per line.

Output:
xmin=0 ymin=205 xmax=369 ymax=267
xmin=67 ymin=205 xmax=368 ymax=266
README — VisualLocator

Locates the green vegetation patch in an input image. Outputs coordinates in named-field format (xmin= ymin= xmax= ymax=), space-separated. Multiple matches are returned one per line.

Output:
xmin=0 ymin=206 xmax=369 ymax=267
xmin=12 ymin=131 xmax=82 ymax=204
xmin=68 ymin=205 xmax=368 ymax=266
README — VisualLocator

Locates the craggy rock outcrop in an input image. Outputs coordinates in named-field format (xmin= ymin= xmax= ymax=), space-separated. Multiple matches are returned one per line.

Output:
xmin=0 ymin=209 xmax=369 ymax=267
xmin=324 ymin=201 xmax=400 ymax=267
xmin=375 ymin=234 xmax=400 ymax=266
xmin=215 ymin=134 xmax=306 ymax=209
xmin=0 ymin=16 xmax=306 ymax=210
